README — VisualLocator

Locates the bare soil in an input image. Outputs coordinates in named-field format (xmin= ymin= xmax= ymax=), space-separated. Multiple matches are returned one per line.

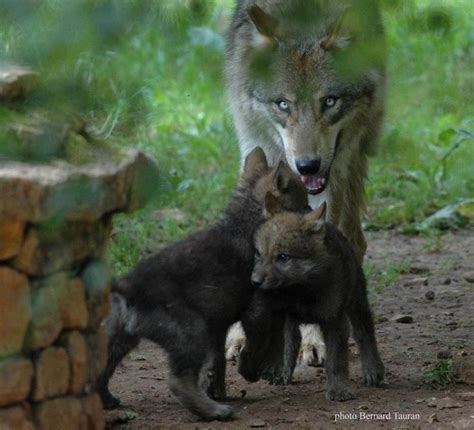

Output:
xmin=105 ymin=226 xmax=474 ymax=430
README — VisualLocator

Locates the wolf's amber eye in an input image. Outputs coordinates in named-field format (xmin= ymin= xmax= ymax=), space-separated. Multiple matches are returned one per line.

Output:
xmin=275 ymin=99 xmax=290 ymax=113
xmin=323 ymin=96 xmax=338 ymax=109
xmin=276 ymin=253 xmax=290 ymax=263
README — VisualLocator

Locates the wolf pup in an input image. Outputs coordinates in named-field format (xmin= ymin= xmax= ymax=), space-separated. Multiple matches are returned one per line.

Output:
xmin=225 ymin=0 xmax=386 ymax=365
xmin=239 ymin=201 xmax=384 ymax=401
xmin=97 ymin=148 xmax=309 ymax=421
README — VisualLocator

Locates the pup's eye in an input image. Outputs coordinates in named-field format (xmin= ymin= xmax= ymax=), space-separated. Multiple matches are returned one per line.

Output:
xmin=276 ymin=253 xmax=290 ymax=263
xmin=275 ymin=99 xmax=290 ymax=113
xmin=323 ymin=96 xmax=338 ymax=109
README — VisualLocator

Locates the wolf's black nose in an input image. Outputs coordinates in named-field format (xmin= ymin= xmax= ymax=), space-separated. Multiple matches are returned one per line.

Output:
xmin=296 ymin=159 xmax=320 ymax=175
xmin=251 ymin=279 xmax=262 ymax=288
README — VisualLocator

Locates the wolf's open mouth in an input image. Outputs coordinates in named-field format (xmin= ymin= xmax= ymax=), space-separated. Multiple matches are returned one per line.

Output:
xmin=301 ymin=175 xmax=327 ymax=195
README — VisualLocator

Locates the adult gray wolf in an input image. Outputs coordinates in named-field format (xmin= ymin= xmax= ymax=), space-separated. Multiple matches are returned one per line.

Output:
xmin=239 ymin=201 xmax=384 ymax=400
xmin=97 ymin=148 xmax=309 ymax=421
xmin=225 ymin=0 xmax=386 ymax=371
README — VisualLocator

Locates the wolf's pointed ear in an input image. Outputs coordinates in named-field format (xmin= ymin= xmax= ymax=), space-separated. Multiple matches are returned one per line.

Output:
xmin=242 ymin=147 xmax=268 ymax=180
xmin=264 ymin=191 xmax=283 ymax=216
xmin=321 ymin=7 xmax=351 ymax=50
xmin=272 ymin=161 xmax=293 ymax=193
xmin=248 ymin=5 xmax=279 ymax=48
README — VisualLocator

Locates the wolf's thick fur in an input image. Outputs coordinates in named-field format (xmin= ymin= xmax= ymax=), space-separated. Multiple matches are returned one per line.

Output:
xmin=97 ymin=148 xmax=309 ymax=421
xmin=239 ymin=203 xmax=384 ymax=400
xmin=225 ymin=0 xmax=386 ymax=368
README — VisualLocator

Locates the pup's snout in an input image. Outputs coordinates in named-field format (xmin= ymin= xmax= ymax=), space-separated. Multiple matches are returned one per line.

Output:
xmin=296 ymin=159 xmax=321 ymax=175
xmin=251 ymin=274 xmax=263 ymax=288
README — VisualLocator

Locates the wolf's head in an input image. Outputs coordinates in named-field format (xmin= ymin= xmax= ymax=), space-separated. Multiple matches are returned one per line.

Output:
xmin=229 ymin=0 xmax=385 ymax=195
xmin=251 ymin=201 xmax=328 ymax=290
xmin=241 ymin=146 xmax=309 ymax=213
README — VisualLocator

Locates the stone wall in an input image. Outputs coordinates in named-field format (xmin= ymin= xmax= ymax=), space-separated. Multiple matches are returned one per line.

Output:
xmin=0 ymin=150 xmax=157 ymax=429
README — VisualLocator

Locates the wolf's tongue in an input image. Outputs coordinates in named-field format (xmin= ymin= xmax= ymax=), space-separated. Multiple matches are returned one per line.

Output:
xmin=302 ymin=175 xmax=325 ymax=190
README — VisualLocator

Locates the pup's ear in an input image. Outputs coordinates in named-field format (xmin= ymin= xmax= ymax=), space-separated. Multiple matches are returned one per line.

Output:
xmin=242 ymin=147 xmax=268 ymax=180
xmin=304 ymin=202 xmax=327 ymax=235
xmin=306 ymin=201 xmax=327 ymax=221
xmin=248 ymin=5 xmax=279 ymax=49
xmin=272 ymin=161 xmax=293 ymax=193
xmin=264 ymin=191 xmax=283 ymax=216
xmin=320 ymin=6 xmax=351 ymax=50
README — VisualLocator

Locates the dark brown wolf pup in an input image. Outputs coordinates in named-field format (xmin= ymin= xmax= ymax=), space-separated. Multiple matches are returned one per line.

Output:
xmin=98 ymin=147 xmax=309 ymax=421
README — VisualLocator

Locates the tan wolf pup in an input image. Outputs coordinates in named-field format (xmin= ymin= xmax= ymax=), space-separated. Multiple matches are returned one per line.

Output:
xmin=225 ymin=0 xmax=386 ymax=368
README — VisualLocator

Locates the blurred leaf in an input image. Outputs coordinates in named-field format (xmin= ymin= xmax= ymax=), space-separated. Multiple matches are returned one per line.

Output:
xmin=188 ymin=26 xmax=224 ymax=51
xmin=416 ymin=201 xmax=470 ymax=232
xmin=177 ymin=178 xmax=193 ymax=191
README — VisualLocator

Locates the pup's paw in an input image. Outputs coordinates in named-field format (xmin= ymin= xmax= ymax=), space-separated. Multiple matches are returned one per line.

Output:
xmin=363 ymin=359 xmax=385 ymax=386
xmin=261 ymin=362 xmax=293 ymax=385
xmin=326 ymin=385 xmax=355 ymax=401
xmin=213 ymin=404 xmax=234 ymax=421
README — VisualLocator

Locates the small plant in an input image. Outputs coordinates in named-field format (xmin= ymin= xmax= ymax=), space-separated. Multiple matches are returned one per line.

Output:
xmin=423 ymin=359 xmax=459 ymax=388
xmin=422 ymin=229 xmax=444 ymax=253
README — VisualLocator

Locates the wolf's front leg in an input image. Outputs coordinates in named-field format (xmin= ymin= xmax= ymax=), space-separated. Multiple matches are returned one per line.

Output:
xmin=338 ymin=179 xmax=367 ymax=265
xmin=299 ymin=324 xmax=326 ymax=367
xmin=320 ymin=317 xmax=354 ymax=401
xmin=225 ymin=322 xmax=246 ymax=361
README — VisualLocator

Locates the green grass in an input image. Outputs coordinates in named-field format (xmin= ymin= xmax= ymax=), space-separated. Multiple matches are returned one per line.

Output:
xmin=1 ymin=0 xmax=473 ymax=275
xmin=365 ymin=260 xmax=411 ymax=293
xmin=424 ymin=359 xmax=459 ymax=388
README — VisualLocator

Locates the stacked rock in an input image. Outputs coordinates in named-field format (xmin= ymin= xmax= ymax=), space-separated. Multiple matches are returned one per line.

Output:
xmin=0 ymin=150 xmax=157 ymax=429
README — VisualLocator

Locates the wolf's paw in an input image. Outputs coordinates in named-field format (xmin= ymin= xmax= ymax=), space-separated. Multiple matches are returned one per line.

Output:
xmin=326 ymin=385 xmax=355 ymax=401
xmin=225 ymin=324 xmax=246 ymax=361
xmin=363 ymin=359 xmax=385 ymax=386
xmin=299 ymin=325 xmax=326 ymax=367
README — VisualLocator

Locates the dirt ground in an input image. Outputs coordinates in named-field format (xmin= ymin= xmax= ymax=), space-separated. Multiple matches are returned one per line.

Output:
xmin=105 ymin=226 xmax=474 ymax=429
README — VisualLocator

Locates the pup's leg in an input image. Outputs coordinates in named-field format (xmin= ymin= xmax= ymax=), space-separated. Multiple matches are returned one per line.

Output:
xmin=140 ymin=306 xmax=233 ymax=421
xmin=348 ymin=273 xmax=384 ymax=386
xmin=260 ymin=314 xmax=301 ymax=385
xmin=239 ymin=294 xmax=276 ymax=382
xmin=98 ymin=293 xmax=139 ymax=409
xmin=208 ymin=331 xmax=227 ymax=400
xmin=320 ymin=317 xmax=354 ymax=401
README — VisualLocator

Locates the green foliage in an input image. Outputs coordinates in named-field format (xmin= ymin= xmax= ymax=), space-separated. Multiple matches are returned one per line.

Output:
xmin=365 ymin=260 xmax=410 ymax=293
xmin=1 ymin=0 xmax=472 ymax=273
xmin=424 ymin=359 xmax=459 ymax=388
